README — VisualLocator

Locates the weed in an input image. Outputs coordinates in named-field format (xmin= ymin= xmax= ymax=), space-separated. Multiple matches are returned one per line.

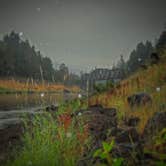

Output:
xmin=93 ymin=140 xmax=124 ymax=166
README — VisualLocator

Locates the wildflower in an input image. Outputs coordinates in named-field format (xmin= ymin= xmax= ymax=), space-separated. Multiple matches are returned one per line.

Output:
xmin=66 ymin=132 xmax=72 ymax=138
xmin=78 ymin=93 xmax=82 ymax=99
xmin=156 ymin=87 xmax=161 ymax=92
xmin=78 ymin=112 xmax=82 ymax=116
xmin=40 ymin=93 xmax=44 ymax=97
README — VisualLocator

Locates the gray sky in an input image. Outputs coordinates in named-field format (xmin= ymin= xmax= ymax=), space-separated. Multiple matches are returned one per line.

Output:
xmin=0 ymin=0 xmax=166 ymax=73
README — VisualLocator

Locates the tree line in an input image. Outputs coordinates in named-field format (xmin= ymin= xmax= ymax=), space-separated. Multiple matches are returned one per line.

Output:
xmin=115 ymin=29 xmax=166 ymax=76
xmin=0 ymin=31 xmax=80 ymax=85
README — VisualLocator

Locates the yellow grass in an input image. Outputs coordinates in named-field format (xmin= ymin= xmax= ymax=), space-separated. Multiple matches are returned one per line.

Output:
xmin=89 ymin=54 xmax=166 ymax=134
xmin=0 ymin=79 xmax=80 ymax=93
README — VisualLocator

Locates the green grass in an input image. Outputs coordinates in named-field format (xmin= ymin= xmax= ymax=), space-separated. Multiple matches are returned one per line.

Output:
xmin=5 ymin=100 xmax=88 ymax=166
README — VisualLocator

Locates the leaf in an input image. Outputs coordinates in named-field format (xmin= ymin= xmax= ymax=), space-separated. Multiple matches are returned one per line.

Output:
xmin=113 ymin=158 xmax=124 ymax=166
xmin=93 ymin=149 xmax=102 ymax=158
xmin=100 ymin=152 xmax=108 ymax=159
xmin=102 ymin=140 xmax=115 ymax=152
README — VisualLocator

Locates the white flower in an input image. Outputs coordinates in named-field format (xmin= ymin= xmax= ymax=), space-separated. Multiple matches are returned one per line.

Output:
xmin=78 ymin=93 xmax=82 ymax=99
xmin=66 ymin=132 xmax=72 ymax=138
xmin=40 ymin=93 xmax=44 ymax=97
xmin=156 ymin=87 xmax=161 ymax=92
xmin=78 ymin=112 xmax=82 ymax=116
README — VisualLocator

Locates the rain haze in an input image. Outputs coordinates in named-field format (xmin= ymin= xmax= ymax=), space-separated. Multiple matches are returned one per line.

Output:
xmin=0 ymin=0 xmax=166 ymax=73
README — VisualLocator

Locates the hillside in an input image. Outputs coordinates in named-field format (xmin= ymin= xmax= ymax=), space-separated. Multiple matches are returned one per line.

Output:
xmin=89 ymin=50 xmax=166 ymax=133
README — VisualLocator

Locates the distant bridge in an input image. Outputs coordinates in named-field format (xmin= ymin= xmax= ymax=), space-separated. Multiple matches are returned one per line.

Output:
xmin=81 ymin=68 xmax=124 ymax=91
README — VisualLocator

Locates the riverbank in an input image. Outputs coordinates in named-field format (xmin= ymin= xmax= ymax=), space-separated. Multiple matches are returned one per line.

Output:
xmin=0 ymin=79 xmax=80 ymax=94
xmin=2 ymin=53 xmax=166 ymax=166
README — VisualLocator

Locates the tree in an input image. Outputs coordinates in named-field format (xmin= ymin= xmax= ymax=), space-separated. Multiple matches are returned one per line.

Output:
xmin=126 ymin=41 xmax=153 ymax=74
xmin=156 ymin=30 xmax=166 ymax=53
xmin=116 ymin=55 xmax=126 ymax=75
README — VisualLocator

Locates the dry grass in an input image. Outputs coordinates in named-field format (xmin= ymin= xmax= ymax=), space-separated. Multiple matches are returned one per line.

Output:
xmin=0 ymin=79 xmax=80 ymax=93
xmin=89 ymin=54 xmax=166 ymax=134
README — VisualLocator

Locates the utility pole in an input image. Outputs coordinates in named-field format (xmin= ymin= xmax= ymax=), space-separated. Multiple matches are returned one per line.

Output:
xmin=40 ymin=65 xmax=44 ymax=85
xmin=86 ymin=78 xmax=89 ymax=107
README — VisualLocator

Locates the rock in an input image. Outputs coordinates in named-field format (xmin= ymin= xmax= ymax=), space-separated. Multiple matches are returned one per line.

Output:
xmin=113 ymin=142 xmax=142 ymax=157
xmin=83 ymin=107 xmax=117 ymax=141
xmin=125 ymin=117 xmax=140 ymax=127
xmin=115 ymin=127 xmax=140 ymax=143
xmin=0 ymin=118 xmax=23 ymax=164
xmin=143 ymin=111 xmax=166 ymax=142
xmin=45 ymin=105 xmax=58 ymax=112
xmin=76 ymin=105 xmax=147 ymax=165
xmin=110 ymin=127 xmax=142 ymax=164
xmin=63 ymin=89 xmax=71 ymax=94
xmin=75 ymin=105 xmax=118 ymax=165
xmin=127 ymin=92 xmax=152 ymax=107
xmin=0 ymin=110 xmax=43 ymax=164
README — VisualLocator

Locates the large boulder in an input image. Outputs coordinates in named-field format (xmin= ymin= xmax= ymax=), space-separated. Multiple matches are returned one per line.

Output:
xmin=76 ymin=105 xmax=117 ymax=141
xmin=0 ymin=110 xmax=43 ymax=164
xmin=127 ymin=92 xmax=152 ymax=107
xmin=0 ymin=118 xmax=23 ymax=162
xmin=77 ymin=105 xmax=118 ymax=166
xmin=124 ymin=116 xmax=140 ymax=127
xmin=115 ymin=127 xmax=140 ymax=143
xmin=45 ymin=105 xmax=58 ymax=112
xmin=143 ymin=111 xmax=166 ymax=142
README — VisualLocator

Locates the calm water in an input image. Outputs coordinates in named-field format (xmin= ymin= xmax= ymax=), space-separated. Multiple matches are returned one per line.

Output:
xmin=0 ymin=93 xmax=77 ymax=111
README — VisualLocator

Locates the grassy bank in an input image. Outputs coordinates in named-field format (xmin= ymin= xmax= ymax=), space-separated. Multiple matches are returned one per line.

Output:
xmin=4 ymin=52 xmax=166 ymax=166
xmin=89 ymin=52 xmax=166 ymax=134
xmin=0 ymin=79 xmax=80 ymax=94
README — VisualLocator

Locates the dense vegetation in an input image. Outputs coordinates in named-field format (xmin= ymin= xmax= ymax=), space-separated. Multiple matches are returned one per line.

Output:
xmin=115 ymin=30 xmax=166 ymax=76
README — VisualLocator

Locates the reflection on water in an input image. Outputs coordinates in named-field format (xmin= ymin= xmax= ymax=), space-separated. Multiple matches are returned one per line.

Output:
xmin=0 ymin=93 xmax=76 ymax=111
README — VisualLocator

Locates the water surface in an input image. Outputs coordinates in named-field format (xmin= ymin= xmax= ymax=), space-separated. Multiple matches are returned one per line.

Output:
xmin=0 ymin=93 xmax=76 ymax=111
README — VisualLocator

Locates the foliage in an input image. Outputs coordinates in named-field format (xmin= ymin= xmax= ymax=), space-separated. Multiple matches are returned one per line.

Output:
xmin=126 ymin=41 xmax=153 ymax=74
xmin=93 ymin=140 xmax=124 ymax=166
xmin=6 ymin=100 xmax=88 ymax=166
xmin=0 ymin=31 xmax=55 ymax=81
xmin=156 ymin=30 xmax=166 ymax=53
xmin=0 ymin=31 xmax=81 ymax=85
xmin=94 ymin=81 xmax=114 ymax=93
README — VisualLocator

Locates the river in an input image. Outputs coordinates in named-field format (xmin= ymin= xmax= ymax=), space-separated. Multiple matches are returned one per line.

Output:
xmin=0 ymin=92 xmax=77 ymax=111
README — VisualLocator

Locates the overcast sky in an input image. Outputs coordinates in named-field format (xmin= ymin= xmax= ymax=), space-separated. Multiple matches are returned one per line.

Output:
xmin=0 ymin=0 xmax=166 ymax=73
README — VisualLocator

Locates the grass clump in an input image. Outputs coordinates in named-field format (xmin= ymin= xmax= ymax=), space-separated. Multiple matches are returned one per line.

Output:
xmin=93 ymin=140 xmax=124 ymax=166
xmin=6 ymin=102 xmax=87 ymax=166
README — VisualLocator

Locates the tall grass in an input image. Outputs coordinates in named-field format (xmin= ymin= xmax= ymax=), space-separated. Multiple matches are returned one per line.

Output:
xmin=0 ymin=79 xmax=80 ymax=93
xmin=6 ymin=115 xmax=79 ymax=166
xmin=89 ymin=54 xmax=166 ymax=133
xmin=6 ymin=100 xmax=88 ymax=166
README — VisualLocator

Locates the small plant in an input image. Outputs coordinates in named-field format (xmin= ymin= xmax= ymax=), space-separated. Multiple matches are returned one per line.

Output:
xmin=93 ymin=140 xmax=124 ymax=166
